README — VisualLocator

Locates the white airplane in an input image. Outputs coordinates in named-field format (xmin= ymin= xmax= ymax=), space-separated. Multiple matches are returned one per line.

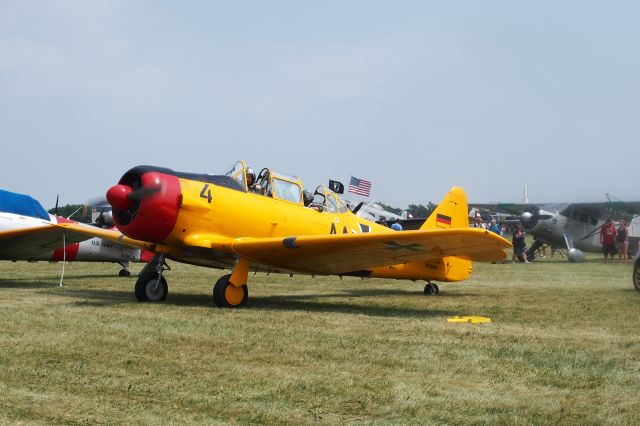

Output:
xmin=323 ymin=179 xmax=426 ymax=228
xmin=0 ymin=189 xmax=152 ymax=275
xmin=344 ymin=200 xmax=400 ymax=222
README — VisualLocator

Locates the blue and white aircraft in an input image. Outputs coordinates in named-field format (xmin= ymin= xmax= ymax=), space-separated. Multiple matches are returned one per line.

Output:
xmin=0 ymin=189 xmax=151 ymax=276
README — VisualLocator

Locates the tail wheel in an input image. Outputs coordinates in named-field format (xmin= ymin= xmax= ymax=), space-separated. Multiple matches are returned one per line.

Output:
xmin=633 ymin=262 xmax=640 ymax=291
xmin=119 ymin=269 xmax=131 ymax=277
xmin=213 ymin=274 xmax=248 ymax=307
xmin=424 ymin=282 xmax=439 ymax=295
xmin=135 ymin=270 xmax=168 ymax=302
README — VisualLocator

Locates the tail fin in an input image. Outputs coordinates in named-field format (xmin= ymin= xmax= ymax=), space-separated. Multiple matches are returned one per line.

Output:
xmin=420 ymin=186 xmax=469 ymax=230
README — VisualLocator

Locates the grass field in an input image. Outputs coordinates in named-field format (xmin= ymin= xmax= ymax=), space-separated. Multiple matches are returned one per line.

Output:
xmin=1 ymin=256 xmax=638 ymax=425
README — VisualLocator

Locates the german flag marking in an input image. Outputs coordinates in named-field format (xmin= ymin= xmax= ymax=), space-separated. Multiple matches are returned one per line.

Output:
xmin=436 ymin=214 xmax=452 ymax=226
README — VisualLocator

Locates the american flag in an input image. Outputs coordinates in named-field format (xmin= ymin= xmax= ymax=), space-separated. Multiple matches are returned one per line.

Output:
xmin=348 ymin=176 xmax=372 ymax=197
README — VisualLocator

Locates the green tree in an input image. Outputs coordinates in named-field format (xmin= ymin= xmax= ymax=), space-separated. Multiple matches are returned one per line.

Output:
xmin=407 ymin=202 xmax=438 ymax=218
xmin=378 ymin=202 xmax=402 ymax=215
xmin=48 ymin=204 xmax=92 ymax=223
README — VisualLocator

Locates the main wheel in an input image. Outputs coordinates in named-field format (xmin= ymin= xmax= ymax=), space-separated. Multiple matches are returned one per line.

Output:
xmin=213 ymin=274 xmax=248 ymax=307
xmin=424 ymin=282 xmax=439 ymax=295
xmin=633 ymin=261 xmax=640 ymax=291
xmin=119 ymin=269 xmax=131 ymax=277
xmin=135 ymin=270 xmax=168 ymax=302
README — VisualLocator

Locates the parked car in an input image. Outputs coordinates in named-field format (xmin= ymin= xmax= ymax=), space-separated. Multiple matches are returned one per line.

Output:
xmin=634 ymin=250 xmax=640 ymax=291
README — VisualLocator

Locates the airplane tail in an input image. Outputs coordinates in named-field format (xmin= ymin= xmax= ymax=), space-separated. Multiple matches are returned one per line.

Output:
xmin=420 ymin=187 xmax=469 ymax=230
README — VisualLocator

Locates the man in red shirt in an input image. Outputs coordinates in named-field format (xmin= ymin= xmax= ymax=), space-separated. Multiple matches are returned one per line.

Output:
xmin=600 ymin=218 xmax=617 ymax=263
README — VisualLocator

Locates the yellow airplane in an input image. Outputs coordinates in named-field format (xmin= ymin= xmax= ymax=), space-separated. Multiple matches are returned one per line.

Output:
xmin=57 ymin=161 xmax=511 ymax=307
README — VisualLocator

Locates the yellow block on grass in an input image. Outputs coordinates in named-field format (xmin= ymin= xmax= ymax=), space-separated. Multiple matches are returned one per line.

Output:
xmin=447 ymin=316 xmax=492 ymax=324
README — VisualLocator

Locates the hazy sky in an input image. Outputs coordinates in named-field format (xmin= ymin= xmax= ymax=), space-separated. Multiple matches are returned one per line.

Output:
xmin=1 ymin=1 xmax=638 ymax=210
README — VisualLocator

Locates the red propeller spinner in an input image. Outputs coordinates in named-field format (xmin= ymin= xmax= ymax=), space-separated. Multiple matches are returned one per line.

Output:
xmin=106 ymin=184 xmax=135 ymax=211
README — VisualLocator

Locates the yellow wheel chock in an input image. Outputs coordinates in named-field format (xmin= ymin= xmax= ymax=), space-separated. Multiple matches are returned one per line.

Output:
xmin=447 ymin=316 xmax=491 ymax=324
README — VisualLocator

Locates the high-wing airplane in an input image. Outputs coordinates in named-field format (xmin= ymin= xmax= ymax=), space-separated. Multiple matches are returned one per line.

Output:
xmin=51 ymin=161 xmax=511 ymax=307
xmin=472 ymin=201 xmax=640 ymax=262
xmin=0 ymin=189 xmax=153 ymax=275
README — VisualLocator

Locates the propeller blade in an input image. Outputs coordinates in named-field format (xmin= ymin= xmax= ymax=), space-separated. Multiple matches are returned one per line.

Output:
xmin=80 ymin=196 xmax=108 ymax=218
xmin=127 ymin=184 xmax=162 ymax=201
xmin=85 ymin=196 xmax=108 ymax=207
xmin=106 ymin=183 xmax=163 ymax=211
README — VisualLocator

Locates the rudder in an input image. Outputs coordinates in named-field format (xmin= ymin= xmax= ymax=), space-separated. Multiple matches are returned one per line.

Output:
xmin=420 ymin=186 xmax=469 ymax=230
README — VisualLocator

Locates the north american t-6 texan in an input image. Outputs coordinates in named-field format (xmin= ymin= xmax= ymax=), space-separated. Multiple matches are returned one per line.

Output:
xmin=50 ymin=161 xmax=511 ymax=307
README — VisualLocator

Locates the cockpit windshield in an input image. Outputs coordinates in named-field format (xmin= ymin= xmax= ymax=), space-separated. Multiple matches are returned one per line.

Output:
xmin=272 ymin=178 xmax=302 ymax=203
xmin=312 ymin=185 xmax=327 ymax=206
xmin=224 ymin=161 xmax=247 ymax=190
xmin=310 ymin=186 xmax=348 ymax=213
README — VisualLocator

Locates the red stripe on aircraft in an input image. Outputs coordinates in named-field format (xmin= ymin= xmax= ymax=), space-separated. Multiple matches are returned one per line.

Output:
xmin=55 ymin=216 xmax=77 ymax=224
xmin=140 ymin=250 xmax=155 ymax=263
xmin=436 ymin=214 xmax=451 ymax=225
xmin=51 ymin=242 xmax=80 ymax=261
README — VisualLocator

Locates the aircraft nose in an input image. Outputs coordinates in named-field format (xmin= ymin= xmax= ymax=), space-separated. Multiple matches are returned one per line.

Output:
xmin=107 ymin=184 xmax=134 ymax=211
xmin=521 ymin=211 xmax=533 ymax=226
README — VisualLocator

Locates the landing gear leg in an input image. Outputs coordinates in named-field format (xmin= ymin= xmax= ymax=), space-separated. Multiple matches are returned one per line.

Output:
xmin=213 ymin=257 xmax=250 ymax=307
xmin=118 ymin=261 xmax=131 ymax=277
xmin=424 ymin=282 xmax=439 ymax=295
xmin=135 ymin=254 xmax=169 ymax=302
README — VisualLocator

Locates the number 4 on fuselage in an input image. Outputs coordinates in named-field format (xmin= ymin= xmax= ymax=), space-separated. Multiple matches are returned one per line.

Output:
xmin=57 ymin=160 xmax=511 ymax=307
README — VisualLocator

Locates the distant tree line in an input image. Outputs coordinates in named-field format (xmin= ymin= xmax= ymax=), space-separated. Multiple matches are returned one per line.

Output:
xmin=377 ymin=203 xmax=402 ymax=215
xmin=407 ymin=202 xmax=438 ymax=218
xmin=47 ymin=204 xmax=92 ymax=224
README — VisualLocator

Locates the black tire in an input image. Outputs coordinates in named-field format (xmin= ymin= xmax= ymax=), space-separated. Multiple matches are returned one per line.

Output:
xmin=213 ymin=274 xmax=248 ymax=307
xmin=424 ymin=283 xmax=439 ymax=295
xmin=135 ymin=270 xmax=168 ymax=302
xmin=633 ymin=261 xmax=640 ymax=291
xmin=118 ymin=269 xmax=131 ymax=277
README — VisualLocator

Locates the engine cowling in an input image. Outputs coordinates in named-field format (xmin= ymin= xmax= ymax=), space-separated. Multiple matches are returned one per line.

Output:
xmin=520 ymin=205 xmax=553 ymax=232
xmin=521 ymin=205 xmax=540 ymax=230
xmin=106 ymin=166 xmax=182 ymax=242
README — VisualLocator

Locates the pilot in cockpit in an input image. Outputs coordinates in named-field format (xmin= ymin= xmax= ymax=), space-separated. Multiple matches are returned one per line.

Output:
xmin=304 ymin=189 xmax=323 ymax=211
xmin=246 ymin=168 xmax=260 ymax=193
xmin=303 ymin=190 xmax=313 ymax=206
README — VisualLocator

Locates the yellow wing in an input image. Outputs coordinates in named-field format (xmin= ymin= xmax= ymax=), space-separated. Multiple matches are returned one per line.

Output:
xmin=51 ymin=223 xmax=511 ymax=276
xmin=53 ymin=222 xmax=168 ymax=252
xmin=0 ymin=225 xmax=91 ymax=259
xmin=231 ymin=228 xmax=511 ymax=275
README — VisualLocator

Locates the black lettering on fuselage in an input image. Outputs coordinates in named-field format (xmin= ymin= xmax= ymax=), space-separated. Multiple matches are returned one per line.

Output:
xmin=200 ymin=184 xmax=212 ymax=203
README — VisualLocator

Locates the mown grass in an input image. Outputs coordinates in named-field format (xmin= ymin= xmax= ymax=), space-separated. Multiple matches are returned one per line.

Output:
xmin=0 ymin=256 xmax=638 ymax=425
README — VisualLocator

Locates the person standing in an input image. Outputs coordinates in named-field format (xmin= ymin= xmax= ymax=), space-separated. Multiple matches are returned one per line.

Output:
xmin=489 ymin=219 xmax=502 ymax=235
xmin=390 ymin=219 xmax=403 ymax=231
xmin=600 ymin=218 xmax=617 ymax=263
xmin=512 ymin=225 xmax=529 ymax=263
xmin=617 ymin=220 xmax=629 ymax=263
